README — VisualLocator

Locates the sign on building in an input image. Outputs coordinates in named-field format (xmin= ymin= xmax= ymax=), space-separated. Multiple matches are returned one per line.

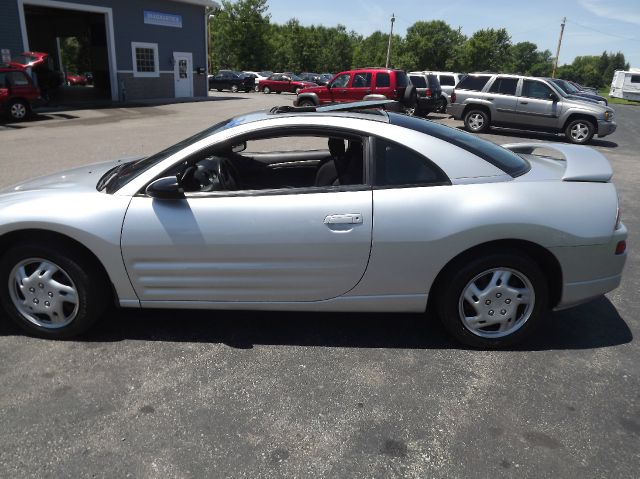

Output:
xmin=143 ymin=11 xmax=182 ymax=28
xmin=1 ymin=49 xmax=11 ymax=64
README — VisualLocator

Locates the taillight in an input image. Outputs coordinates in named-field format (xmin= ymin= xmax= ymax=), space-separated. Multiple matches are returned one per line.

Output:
xmin=615 ymin=240 xmax=626 ymax=255
xmin=451 ymin=91 xmax=456 ymax=103
xmin=425 ymin=88 xmax=432 ymax=98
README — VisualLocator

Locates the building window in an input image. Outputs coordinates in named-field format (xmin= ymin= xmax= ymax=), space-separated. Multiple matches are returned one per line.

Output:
xmin=131 ymin=42 xmax=159 ymax=77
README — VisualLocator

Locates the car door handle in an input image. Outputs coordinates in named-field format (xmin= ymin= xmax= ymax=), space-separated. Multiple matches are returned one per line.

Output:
xmin=324 ymin=214 xmax=363 ymax=224
xmin=520 ymin=101 xmax=528 ymax=104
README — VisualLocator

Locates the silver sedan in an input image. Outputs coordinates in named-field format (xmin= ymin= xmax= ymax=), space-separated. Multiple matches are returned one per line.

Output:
xmin=0 ymin=102 xmax=628 ymax=348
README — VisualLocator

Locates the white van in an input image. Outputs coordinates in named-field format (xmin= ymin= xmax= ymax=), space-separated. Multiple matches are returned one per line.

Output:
xmin=610 ymin=69 xmax=640 ymax=101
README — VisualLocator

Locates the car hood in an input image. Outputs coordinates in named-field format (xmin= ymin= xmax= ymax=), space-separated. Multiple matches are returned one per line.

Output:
xmin=0 ymin=157 xmax=141 ymax=195
xmin=562 ymin=96 xmax=613 ymax=114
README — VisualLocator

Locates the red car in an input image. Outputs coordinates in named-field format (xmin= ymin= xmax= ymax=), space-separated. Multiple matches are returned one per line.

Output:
xmin=258 ymin=73 xmax=317 ymax=95
xmin=295 ymin=68 xmax=414 ymax=108
xmin=66 ymin=73 xmax=87 ymax=86
xmin=0 ymin=66 xmax=41 ymax=121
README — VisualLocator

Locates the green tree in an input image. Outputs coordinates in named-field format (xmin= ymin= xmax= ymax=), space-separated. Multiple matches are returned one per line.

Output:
xmin=210 ymin=0 xmax=271 ymax=71
xmin=352 ymin=31 xmax=402 ymax=68
xmin=453 ymin=28 xmax=511 ymax=72
xmin=402 ymin=21 xmax=465 ymax=71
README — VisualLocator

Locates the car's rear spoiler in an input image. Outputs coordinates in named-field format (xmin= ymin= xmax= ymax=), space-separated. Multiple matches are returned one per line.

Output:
xmin=502 ymin=142 xmax=613 ymax=182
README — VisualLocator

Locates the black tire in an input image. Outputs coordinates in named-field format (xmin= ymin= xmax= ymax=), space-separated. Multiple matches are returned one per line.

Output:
xmin=464 ymin=108 xmax=490 ymax=133
xmin=435 ymin=98 xmax=447 ymax=113
xmin=276 ymin=91 xmax=281 ymax=94
xmin=263 ymin=86 xmax=271 ymax=94
xmin=8 ymin=99 xmax=30 ymax=121
xmin=565 ymin=118 xmax=595 ymax=144
xmin=231 ymin=84 xmax=239 ymax=93
xmin=0 ymin=242 xmax=109 ymax=339
xmin=299 ymin=99 xmax=316 ymax=107
xmin=435 ymin=250 xmax=548 ymax=349
xmin=216 ymin=88 xmax=223 ymax=92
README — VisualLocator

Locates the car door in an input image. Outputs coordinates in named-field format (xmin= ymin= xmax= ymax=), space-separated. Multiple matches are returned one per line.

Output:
xmin=347 ymin=71 xmax=372 ymax=101
xmin=327 ymin=72 xmax=352 ymax=102
xmin=373 ymin=71 xmax=394 ymax=99
xmin=515 ymin=79 xmax=561 ymax=128
xmin=486 ymin=77 xmax=520 ymax=124
xmin=120 ymin=140 xmax=373 ymax=304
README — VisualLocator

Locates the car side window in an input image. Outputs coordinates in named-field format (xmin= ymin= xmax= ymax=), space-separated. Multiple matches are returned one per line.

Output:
xmin=521 ymin=80 xmax=553 ymax=100
xmin=489 ymin=77 xmax=518 ymax=95
xmin=630 ymin=75 xmax=640 ymax=83
xmin=351 ymin=72 xmax=371 ymax=88
xmin=456 ymin=75 xmax=491 ymax=91
xmin=374 ymin=138 xmax=449 ymax=187
xmin=7 ymin=72 xmax=30 ymax=86
xmin=0 ymin=73 xmax=6 ymax=88
xmin=375 ymin=72 xmax=391 ymax=88
xmin=331 ymin=73 xmax=350 ymax=88
xmin=439 ymin=75 xmax=455 ymax=86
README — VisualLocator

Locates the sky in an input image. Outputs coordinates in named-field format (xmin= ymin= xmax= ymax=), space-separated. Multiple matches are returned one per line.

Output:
xmin=265 ymin=0 xmax=640 ymax=68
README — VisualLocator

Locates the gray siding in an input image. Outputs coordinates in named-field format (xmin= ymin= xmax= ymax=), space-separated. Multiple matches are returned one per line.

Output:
xmin=0 ymin=0 xmax=25 ymax=58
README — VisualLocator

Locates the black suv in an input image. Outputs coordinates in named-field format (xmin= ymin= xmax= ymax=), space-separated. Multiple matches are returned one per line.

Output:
xmin=408 ymin=72 xmax=443 ymax=116
xmin=209 ymin=70 xmax=255 ymax=93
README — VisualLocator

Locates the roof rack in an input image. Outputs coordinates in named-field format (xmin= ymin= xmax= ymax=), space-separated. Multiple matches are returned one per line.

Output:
xmin=269 ymin=99 xmax=397 ymax=115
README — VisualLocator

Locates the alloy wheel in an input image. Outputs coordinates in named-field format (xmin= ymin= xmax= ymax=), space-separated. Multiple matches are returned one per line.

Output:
xmin=570 ymin=122 xmax=590 ymax=142
xmin=10 ymin=102 xmax=27 ymax=120
xmin=468 ymin=113 xmax=485 ymax=131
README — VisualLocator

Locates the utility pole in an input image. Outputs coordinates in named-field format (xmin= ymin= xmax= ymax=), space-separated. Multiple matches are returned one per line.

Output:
xmin=552 ymin=17 xmax=567 ymax=78
xmin=385 ymin=13 xmax=395 ymax=68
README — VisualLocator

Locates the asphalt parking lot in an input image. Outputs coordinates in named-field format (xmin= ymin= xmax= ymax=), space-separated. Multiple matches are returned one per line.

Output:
xmin=1 ymin=92 xmax=638 ymax=478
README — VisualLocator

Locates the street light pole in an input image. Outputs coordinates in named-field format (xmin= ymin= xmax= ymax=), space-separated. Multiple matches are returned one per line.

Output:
xmin=552 ymin=16 xmax=567 ymax=78
xmin=385 ymin=13 xmax=395 ymax=68
xmin=207 ymin=13 xmax=215 ymax=74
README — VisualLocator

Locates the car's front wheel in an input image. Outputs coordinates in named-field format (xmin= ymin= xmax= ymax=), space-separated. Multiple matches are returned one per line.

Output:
xmin=565 ymin=119 xmax=595 ymax=144
xmin=8 ymin=99 xmax=30 ymax=121
xmin=298 ymin=99 xmax=316 ymax=107
xmin=0 ymin=242 xmax=109 ymax=339
xmin=464 ymin=109 xmax=490 ymax=133
xmin=231 ymin=84 xmax=239 ymax=93
xmin=436 ymin=251 xmax=548 ymax=349
xmin=263 ymin=86 xmax=271 ymax=94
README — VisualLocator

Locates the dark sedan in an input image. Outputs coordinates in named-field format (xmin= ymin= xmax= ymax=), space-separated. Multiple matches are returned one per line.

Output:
xmin=549 ymin=78 xmax=608 ymax=105
xmin=299 ymin=72 xmax=328 ymax=85
xmin=209 ymin=70 xmax=255 ymax=93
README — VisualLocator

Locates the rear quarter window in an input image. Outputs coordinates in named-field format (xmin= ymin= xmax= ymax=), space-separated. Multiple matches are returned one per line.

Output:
xmin=395 ymin=71 xmax=409 ymax=87
xmin=439 ymin=75 xmax=455 ymax=86
xmin=388 ymin=113 xmax=530 ymax=177
xmin=374 ymin=137 xmax=449 ymax=187
xmin=631 ymin=75 xmax=640 ymax=83
xmin=456 ymin=75 xmax=491 ymax=91
xmin=410 ymin=75 xmax=427 ymax=88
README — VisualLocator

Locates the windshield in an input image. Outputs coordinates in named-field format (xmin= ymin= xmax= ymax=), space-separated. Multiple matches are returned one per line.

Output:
xmin=555 ymin=79 xmax=578 ymax=93
xmin=100 ymin=119 xmax=235 ymax=193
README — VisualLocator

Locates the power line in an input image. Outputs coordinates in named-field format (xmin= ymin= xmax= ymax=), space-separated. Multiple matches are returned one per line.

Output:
xmin=568 ymin=19 xmax=640 ymax=43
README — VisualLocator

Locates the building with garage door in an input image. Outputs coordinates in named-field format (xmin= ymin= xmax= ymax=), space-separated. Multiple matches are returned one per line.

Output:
xmin=0 ymin=0 xmax=218 ymax=102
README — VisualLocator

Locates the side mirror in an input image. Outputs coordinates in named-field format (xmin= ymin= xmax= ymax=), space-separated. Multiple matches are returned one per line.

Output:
xmin=146 ymin=176 xmax=185 ymax=200
xmin=326 ymin=83 xmax=332 ymax=89
xmin=549 ymin=92 xmax=559 ymax=102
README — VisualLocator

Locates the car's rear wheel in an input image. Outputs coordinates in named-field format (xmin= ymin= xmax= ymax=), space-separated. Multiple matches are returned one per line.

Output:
xmin=299 ymin=99 xmax=316 ymax=107
xmin=263 ymin=86 xmax=271 ymax=94
xmin=254 ymin=85 xmax=260 ymax=92
xmin=565 ymin=119 xmax=595 ymax=144
xmin=435 ymin=98 xmax=447 ymax=113
xmin=0 ymin=243 xmax=109 ymax=339
xmin=8 ymin=99 xmax=30 ymax=121
xmin=435 ymin=251 xmax=548 ymax=349
xmin=464 ymin=109 xmax=490 ymax=133
xmin=231 ymin=84 xmax=239 ymax=93
xmin=295 ymin=87 xmax=302 ymax=95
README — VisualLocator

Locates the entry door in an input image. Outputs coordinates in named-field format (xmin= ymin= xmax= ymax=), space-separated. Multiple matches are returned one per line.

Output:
xmin=120 ymin=190 xmax=373 ymax=303
xmin=173 ymin=52 xmax=192 ymax=98
xmin=515 ymin=79 xmax=559 ymax=128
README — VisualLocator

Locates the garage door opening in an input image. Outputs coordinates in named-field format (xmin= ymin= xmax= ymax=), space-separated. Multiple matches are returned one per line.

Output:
xmin=22 ymin=4 xmax=112 ymax=105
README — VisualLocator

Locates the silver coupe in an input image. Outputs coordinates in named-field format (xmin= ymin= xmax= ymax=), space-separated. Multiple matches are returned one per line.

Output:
xmin=0 ymin=101 xmax=628 ymax=348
